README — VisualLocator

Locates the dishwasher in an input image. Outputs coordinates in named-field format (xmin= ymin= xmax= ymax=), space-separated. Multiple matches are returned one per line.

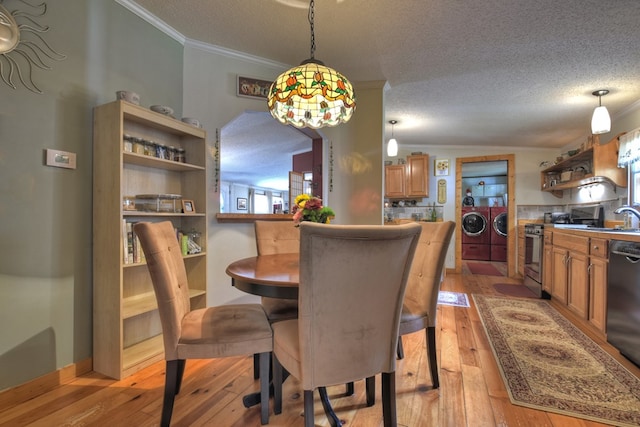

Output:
xmin=607 ymin=240 xmax=640 ymax=367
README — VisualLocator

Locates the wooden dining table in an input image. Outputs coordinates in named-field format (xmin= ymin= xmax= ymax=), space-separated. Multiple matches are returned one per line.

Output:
xmin=225 ymin=252 xmax=300 ymax=300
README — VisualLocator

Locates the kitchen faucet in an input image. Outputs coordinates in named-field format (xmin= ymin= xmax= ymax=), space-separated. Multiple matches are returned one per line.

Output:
xmin=614 ymin=205 xmax=640 ymax=221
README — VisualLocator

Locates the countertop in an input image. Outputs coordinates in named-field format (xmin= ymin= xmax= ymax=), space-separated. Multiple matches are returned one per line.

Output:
xmin=546 ymin=226 xmax=640 ymax=242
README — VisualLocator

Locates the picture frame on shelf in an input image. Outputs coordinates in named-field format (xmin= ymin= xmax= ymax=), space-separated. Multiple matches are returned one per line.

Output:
xmin=182 ymin=199 xmax=196 ymax=214
xmin=434 ymin=159 xmax=449 ymax=176
xmin=237 ymin=75 xmax=271 ymax=99
xmin=237 ymin=197 xmax=247 ymax=210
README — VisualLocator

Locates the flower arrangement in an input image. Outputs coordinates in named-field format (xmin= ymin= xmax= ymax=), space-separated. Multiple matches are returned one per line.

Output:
xmin=292 ymin=194 xmax=335 ymax=225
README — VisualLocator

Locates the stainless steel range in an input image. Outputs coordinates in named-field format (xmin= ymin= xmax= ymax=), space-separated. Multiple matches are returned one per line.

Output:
xmin=523 ymin=223 xmax=547 ymax=298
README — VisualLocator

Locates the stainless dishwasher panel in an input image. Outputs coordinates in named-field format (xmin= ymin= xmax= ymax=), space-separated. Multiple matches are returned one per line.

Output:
xmin=607 ymin=240 xmax=640 ymax=367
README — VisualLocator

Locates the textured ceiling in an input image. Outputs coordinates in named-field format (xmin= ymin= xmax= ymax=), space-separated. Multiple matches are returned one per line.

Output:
xmin=129 ymin=0 xmax=640 ymax=187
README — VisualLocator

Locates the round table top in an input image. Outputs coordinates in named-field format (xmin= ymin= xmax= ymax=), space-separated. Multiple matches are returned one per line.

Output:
xmin=225 ymin=253 xmax=299 ymax=299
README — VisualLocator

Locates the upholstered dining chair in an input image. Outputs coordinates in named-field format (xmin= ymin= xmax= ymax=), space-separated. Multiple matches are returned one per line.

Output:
xmin=272 ymin=222 xmax=422 ymax=427
xmin=397 ymin=221 xmax=455 ymax=390
xmin=134 ymin=221 xmax=273 ymax=426
xmin=254 ymin=220 xmax=300 ymax=322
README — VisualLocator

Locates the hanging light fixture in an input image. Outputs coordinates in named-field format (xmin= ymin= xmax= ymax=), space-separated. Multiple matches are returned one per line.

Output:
xmin=387 ymin=120 xmax=398 ymax=157
xmin=267 ymin=0 xmax=356 ymax=129
xmin=591 ymin=89 xmax=611 ymax=135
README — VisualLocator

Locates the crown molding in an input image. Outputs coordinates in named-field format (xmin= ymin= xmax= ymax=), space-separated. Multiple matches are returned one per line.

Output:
xmin=117 ymin=0 xmax=290 ymax=70
xmin=115 ymin=0 xmax=186 ymax=44
xmin=185 ymin=39 xmax=290 ymax=69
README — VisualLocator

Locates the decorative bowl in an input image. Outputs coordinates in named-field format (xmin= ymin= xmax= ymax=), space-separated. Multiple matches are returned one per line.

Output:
xmin=181 ymin=117 xmax=201 ymax=128
xmin=116 ymin=90 xmax=140 ymax=105
xmin=150 ymin=105 xmax=174 ymax=116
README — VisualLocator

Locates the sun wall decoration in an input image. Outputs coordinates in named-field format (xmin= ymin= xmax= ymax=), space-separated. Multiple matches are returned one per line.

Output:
xmin=0 ymin=0 xmax=65 ymax=93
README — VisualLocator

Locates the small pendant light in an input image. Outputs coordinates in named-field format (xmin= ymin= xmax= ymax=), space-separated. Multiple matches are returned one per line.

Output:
xmin=387 ymin=120 xmax=398 ymax=157
xmin=591 ymin=89 xmax=611 ymax=135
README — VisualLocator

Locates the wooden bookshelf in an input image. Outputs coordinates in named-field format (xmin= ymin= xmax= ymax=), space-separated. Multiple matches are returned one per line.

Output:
xmin=93 ymin=100 xmax=208 ymax=379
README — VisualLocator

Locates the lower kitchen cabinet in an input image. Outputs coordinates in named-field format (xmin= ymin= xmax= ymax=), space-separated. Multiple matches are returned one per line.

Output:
xmin=588 ymin=238 xmax=608 ymax=334
xmin=550 ymin=233 xmax=589 ymax=317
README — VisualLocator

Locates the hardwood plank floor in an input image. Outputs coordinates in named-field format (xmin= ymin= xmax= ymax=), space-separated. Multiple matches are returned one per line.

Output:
xmin=2 ymin=262 xmax=638 ymax=426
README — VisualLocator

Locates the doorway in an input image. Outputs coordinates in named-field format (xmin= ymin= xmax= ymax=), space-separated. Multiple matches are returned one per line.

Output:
xmin=455 ymin=154 xmax=516 ymax=277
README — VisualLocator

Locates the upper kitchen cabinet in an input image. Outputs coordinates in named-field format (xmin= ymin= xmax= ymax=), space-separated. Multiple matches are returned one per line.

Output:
xmin=385 ymin=154 xmax=429 ymax=198
xmin=540 ymin=134 xmax=627 ymax=197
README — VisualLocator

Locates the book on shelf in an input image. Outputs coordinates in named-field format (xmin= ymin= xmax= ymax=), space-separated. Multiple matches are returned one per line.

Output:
xmin=122 ymin=220 xmax=146 ymax=264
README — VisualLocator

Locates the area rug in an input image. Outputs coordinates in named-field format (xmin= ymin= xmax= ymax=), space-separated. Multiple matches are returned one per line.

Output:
xmin=467 ymin=262 xmax=504 ymax=276
xmin=437 ymin=291 xmax=470 ymax=308
xmin=473 ymin=294 xmax=640 ymax=426
xmin=493 ymin=283 xmax=538 ymax=298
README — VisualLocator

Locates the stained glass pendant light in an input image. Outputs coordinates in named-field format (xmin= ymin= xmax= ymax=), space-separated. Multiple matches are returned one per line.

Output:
xmin=591 ymin=89 xmax=611 ymax=135
xmin=267 ymin=0 xmax=356 ymax=129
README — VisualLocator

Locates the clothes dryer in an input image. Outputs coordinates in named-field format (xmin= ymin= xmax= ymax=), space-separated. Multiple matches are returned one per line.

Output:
xmin=490 ymin=207 xmax=507 ymax=261
xmin=461 ymin=206 xmax=490 ymax=260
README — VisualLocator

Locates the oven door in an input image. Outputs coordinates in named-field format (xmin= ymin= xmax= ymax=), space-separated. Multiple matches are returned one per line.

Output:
xmin=524 ymin=231 xmax=543 ymax=283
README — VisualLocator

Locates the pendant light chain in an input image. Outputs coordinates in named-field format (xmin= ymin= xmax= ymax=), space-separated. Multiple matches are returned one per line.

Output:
xmin=309 ymin=0 xmax=315 ymax=60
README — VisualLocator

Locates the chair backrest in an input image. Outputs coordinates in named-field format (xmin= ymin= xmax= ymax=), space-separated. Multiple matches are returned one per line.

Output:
xmin=403 ymin=221 xmax=455 ymax=328
xmin=297 ymin=222 xmax=422 ymax=389
xmin=255 ymin=220 xmax=300 ymax=255
xmin=134 ymin=221 xmax=191 ymax=360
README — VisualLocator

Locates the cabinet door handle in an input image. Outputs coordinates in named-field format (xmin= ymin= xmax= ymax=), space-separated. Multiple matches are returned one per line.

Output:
xmin=587 ymin=264 xmax=592 ymax=274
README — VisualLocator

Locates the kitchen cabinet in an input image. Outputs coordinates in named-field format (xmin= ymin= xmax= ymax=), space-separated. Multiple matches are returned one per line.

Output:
xmin=385 ymin=154 xmax=429 ymax=198
xmin=588 ymin=238 xmax=608 ymax=334
xmin=551 ymin=233 xmax=589 ymax=317
xmin=540 ymin=133 xmax=627 ymax=197
xmin=93 ymin=100 xmax=208 ymax=379
xmin=384 ymin=164 xmax=406 ymax=198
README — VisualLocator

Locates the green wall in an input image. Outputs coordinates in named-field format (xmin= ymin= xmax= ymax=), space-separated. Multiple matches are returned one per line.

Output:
xmin=0 ymin=0 xmax=183 ymax=391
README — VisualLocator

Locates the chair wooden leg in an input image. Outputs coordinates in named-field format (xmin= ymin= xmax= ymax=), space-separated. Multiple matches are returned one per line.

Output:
xmin=318 ymin=387 xmax=341 ymax=427
xmin=259 ymin=352 xmax=270 ymax=425
xmin=345 ymin=382 xmax=354 ymax=396
xmin=365 ymin=376 xmax=375 ymax=406
xmin=273 ymin=355 xmax=283 ymax=415
xmin=381 ymin=372 xmax=397 ymax=427
xmin=304 ymin=390 xmax=315 ymax=427
xmin=427 ymin=326 xmax=439 ymax=389
xmin=253 ymin=353 xmax=260 ymax=379
xmin=397 ymin=336 xmax=405 ymax=359
xmin=161 ymin=360 xmax=180 ymax=427
xmin=175 ymin=359 xmax=186 ymax=394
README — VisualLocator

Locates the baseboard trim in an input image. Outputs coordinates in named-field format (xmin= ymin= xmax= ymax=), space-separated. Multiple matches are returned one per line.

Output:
xmin=0 ymin=357 xmax=92 ymax=409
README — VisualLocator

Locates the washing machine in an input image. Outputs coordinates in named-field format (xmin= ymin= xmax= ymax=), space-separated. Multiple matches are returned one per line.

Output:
xmin=461 ymin=206 xmax=490 ymax=260
xmin=490 ymin=207 xmax=507 ymax=261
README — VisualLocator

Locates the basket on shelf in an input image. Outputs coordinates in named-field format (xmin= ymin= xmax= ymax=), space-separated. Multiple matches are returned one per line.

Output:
xmin=560 ymin=170 xmax=573 ymax=182
xmin=571 ymin=166 xmax=587 ymax=180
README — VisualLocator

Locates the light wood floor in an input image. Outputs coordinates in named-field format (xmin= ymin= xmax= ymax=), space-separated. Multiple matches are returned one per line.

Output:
xmin=2 ymin=262 xmax=639 ymax=426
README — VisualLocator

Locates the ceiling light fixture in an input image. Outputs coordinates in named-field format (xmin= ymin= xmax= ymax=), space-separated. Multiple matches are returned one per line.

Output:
xmin=387 ymin=120 xmax=398 ymax=157
xmin=267 ymin=0 xmax=356 ymax=129
xmin=591 ymin=89 xmax=611 ymax=135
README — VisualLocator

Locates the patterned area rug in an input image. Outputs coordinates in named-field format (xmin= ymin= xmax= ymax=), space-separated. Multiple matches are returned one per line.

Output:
xmin=473 ymin=295 xmax=640 ymax=426
xmin=437 ymin=291 xmax=470 ymax=307
xmin=493 ymin=283 xmax=538 ymax=298
xmin=467 ymin=262 xmax=504 ymax=276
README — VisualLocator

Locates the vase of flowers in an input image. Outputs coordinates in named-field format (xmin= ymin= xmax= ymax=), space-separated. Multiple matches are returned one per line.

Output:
xmin=292 ymin=194 xmax=335 ymax=225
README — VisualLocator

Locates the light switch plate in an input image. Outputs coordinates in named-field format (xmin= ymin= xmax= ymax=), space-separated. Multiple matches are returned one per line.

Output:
xmin=46 ymin=149 xmax=76 ymax=169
